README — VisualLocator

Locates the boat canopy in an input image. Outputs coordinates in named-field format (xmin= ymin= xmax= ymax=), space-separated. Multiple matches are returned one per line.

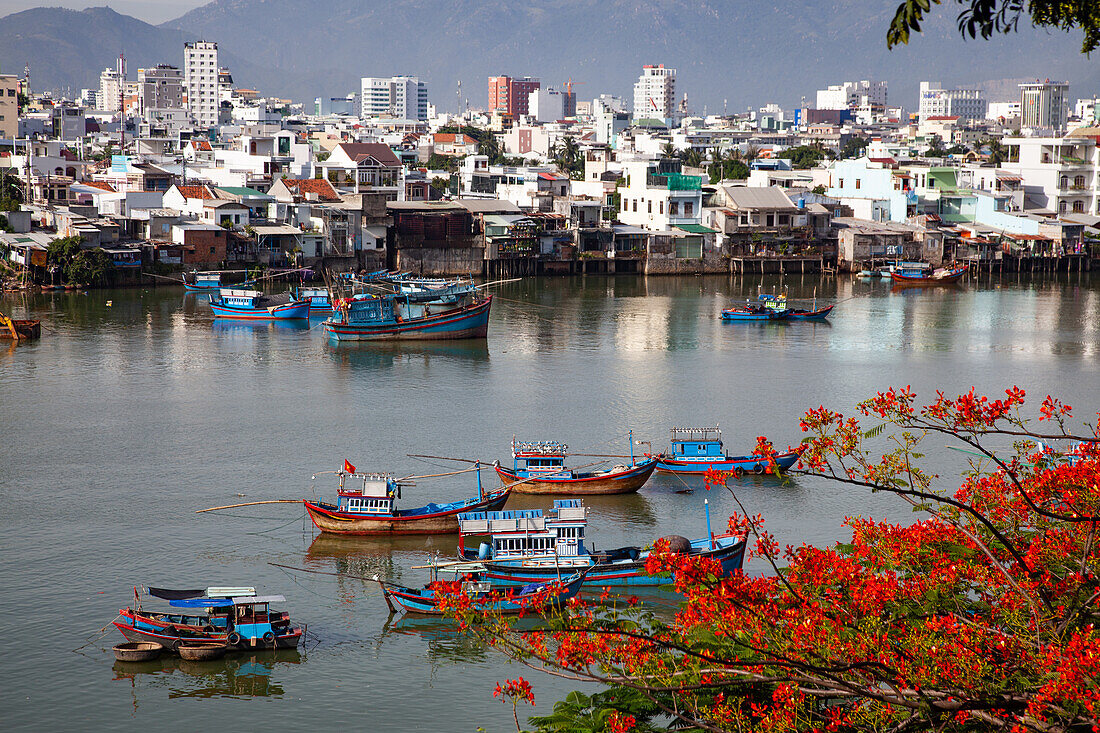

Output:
xmin=232 ymin=595 xmax=285 ymax=605
xmin=169 ymin=598 xmax=234 ymax=608
xmin=147 ymin=586 xmax=205 ymax=601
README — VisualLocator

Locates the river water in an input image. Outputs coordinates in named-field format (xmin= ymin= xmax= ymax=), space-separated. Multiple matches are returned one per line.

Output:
xmin=2 ymin=272 xmax=1099 ymax=731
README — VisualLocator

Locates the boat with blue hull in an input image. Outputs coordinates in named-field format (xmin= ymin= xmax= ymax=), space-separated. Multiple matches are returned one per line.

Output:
xmin=324 ymin=276 xmax=492 ymax=341
xmin=303 ymin=462 xmax=510 ymax=535
xmin=291 ymin=287 xmax=333 ymax=315
xmin=494 ymin=435 xmax=657 ymax=495
xmin=757 ymin=293 xmax=835 ymax=321
xmin=721 ymin=303 xmax=789 ymax=321
xmin=376 ymin=566 xmax=587 ymax=616
xmin=113 ymin=587 xmax=303 ymax=652
xmin=209 ymin=289 xmax=311 ymax=320
xmin=457 ymin=499 xmax=746 ymax=588
xmin=655 ymin=426 xmax=801 ymax=475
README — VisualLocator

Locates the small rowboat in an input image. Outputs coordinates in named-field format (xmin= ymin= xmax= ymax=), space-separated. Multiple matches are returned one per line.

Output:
xmin=376 ymin=568 xmax=587 ymax=616
xmin=178 ymin=642 xmax=227 ymax=661
xmin=113 ymin=641 xmax=164 ymax=662
xmin=0 ymin=315 xmax=40 ymax=339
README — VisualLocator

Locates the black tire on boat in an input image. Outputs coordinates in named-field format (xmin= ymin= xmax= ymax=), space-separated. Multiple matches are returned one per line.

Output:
xmin=754 ymin=464 xmax=766 ymax=475
xmin=262 ymin=631 xmax=275 ymax=644
xmin=202 ymin=625 xmax=216 ymax=633
xmin=227 ymin=632 xmax=241 ymax=645
xmin=732 ymin=467 xmax=744 ymax=478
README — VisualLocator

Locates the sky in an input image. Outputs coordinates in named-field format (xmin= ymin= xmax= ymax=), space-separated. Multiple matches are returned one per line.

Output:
xmin=0 ymin=0 xmax=205 ymax=24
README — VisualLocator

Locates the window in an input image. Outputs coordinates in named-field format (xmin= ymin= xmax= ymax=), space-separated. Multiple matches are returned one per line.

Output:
xmin=855 ymin=179 xmax=861 ymax=190
xmin=684 ymin=201 xmax=693 ymax=216
xmin=1059 ymin=200 xmax=1068 ymax=213
xmin=659 ymin=201 xmax=664 ymax=214
xmin=647 ymin=200 xmax=652 ymax=214
xmin=838 ymin=178 xmax=844 ymax=188
xmin=1073 ymin=200 xmax=1084 ymax=213
xmin=632 ymin=199 xmax=637 ymax=212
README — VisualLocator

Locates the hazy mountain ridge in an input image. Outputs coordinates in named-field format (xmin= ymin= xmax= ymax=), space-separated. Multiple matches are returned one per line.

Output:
xmin=1 ymin=1 xmax=1096 ymax=110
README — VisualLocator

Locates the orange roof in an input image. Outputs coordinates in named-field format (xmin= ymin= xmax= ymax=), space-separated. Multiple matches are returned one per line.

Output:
xmin=281 ymin=178 xmax=340 ymax=202
xmin=176 ymin=185 xmax=216 ymax=200
xmin=433 ymin=133 xmax=477 ymax=145
xmin=83 ymin=181 xmax=116 ymax=192
xmin=189 ymin=140 xmax=213 ymax=151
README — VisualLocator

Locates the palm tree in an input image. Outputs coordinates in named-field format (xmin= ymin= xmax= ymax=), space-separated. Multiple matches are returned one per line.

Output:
xmin=743 ymin=143 xmax=761 ymax=166
xmin=985 ymin=137 xmax=1006 ymax=166
xmin=660 ymin=142 xmax=677 ymax=159
xmin=683 ymin=149 xmax=703 ymax=168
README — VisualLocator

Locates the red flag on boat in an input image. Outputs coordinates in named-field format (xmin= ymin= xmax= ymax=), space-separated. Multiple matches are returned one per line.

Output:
xmin=344 ymin=459 xmax=356 ymax=474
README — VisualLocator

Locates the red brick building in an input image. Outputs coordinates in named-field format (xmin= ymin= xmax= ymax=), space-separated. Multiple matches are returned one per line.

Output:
xmin=488 ymin=76 xmax=540 ymax=117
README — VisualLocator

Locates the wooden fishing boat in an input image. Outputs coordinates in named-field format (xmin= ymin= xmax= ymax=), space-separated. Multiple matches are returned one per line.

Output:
xmin=720 ymin=304 xmax=788 ymax=321
xmin=303 ymin=462 xmax=510 ymax=535
xmin=787 ymin=304 xmax=834 ymax=320
xmin=321 ymin=275 xmax=488 ymax=341
xmin=0 ymin=315 xmax=40 ymax=339
xmin=183 ymin=271 xmax=256 ymax=291
xmin=494 ymin=436 xmax=656 ymax=495
xmin=757 ymin=292 xmax=834 ymax=321
xmin=457 ymin=499 xmax=746 ymax=588
xmin=291 ymin=287 xmax=333 ymax=315
xmin=112 ymin=587 xmax=303 ymax=652
xmin=377 ymin=567 xmax=587 ymax=616
xmin=208 ymin=289 xmax=311 ymax=320
xmin=890 ymin=262 xmax=968 ymax=286
xmin=655 ymin=426 xmax=802 ymax=475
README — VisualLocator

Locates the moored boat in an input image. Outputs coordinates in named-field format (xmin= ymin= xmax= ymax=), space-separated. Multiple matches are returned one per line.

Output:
xmin=655 ymin=426 xmax=802 ymax=475
xmin=457 ymin=498 xmax=746 ymax=588
xmin=720 ymin=303 xmax=789 ymax=321
xmin=757 ymin=292 xmax=834 ymax=321
xmin=112 ymin=587 xmax=303 ymax=652
xmin=291 ymin=287 xmax=333 ymax=315
xmin=890 ymin=262 xmax=968 ymax=286
xmin=494 ymin=436 xmax=657 ymax=495
xmin=303 ymin=461 xmax=510 ymax=535
xmin=184 ymin=271 xmax=255 ymax=291
xmin=324 ymin=276 xmax=492 ymax=341
xmin=208 ymin=289 xmax=311 ymax=320
xmin=0 ymin=314 xmax=40 ymax=339
xmin=376 ymin=565 xmax=587 ymax=616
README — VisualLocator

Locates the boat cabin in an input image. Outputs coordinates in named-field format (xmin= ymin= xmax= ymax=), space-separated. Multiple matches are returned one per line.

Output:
xmin=345 ymin=295 xmax=396 ymax=323
xmin=893 ymin=261 xmax=931 ymax=277
xmin=218 ymin=288 xmax=264 ymax=307
xmin=334 ymin=472 xmax=399 ymax=514
xmin=511 ymin=440 xmax=572 ymax=478
xmin=668 ymin=426 xmax=724 ymax=459
xmin=296 ymin=287 xmax=330 ymax=306
xmin=758 ymin=293 xmax=788 ymax=312
xmin=459 ymin=499 xmax=588 ymax=559
xmin=193 ymin=272 xmax=222 ymax=286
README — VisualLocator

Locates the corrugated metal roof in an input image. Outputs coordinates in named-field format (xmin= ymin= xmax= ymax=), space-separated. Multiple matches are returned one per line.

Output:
xmin=721 ymin=186 xmax=796 ymax=210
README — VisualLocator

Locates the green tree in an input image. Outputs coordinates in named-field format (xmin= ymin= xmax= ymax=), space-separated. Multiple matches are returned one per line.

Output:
xmin=811 ymin=184 xmax=827 ymax=194
xmin=660 ymin=142 xmax=677 ymax=159
xmin=840 ymin=136 xmax=868 ymax=159
xmin=551 ymin=136 xmax=582 ymax=177
xmin=777 ymin=145 xmax=828 ymax=169
xmin=888 ymin=0 xmax=1100 ymax=53
xmin=983 ymin=137 xmax=1006 ymax=165
xmin=680 ymin=148 xmax=703 ymax=168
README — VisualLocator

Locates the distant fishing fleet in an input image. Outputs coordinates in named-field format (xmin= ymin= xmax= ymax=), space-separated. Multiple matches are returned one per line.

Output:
xmin=110 ymin=426 xmax=802 ymax=662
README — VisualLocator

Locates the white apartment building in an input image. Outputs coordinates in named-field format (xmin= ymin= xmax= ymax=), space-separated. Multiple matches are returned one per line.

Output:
xmin=1002 ymin=132 xmax=1098 ymax=216
xmin=1020 ymin=80 xmax=1069 ymax=132
xmin=988 ymin=101 xmax=1021 ymax=120
xmin=633 ymin=65 xmax=676 ymax=122
xmin=99 ymin=63 xmax=124 ymax=112
xmin=184 ymin=41 xmax=219 ymax=128
xmin=918 ymin=82 xmax=986 ymax=122
xmin=1074 ymin=97 xmax=1100 ymax=126
xmin=617 ymin=159 xmax=703 ymax=231
xmin=360 ymin=76 xmax=428 ymax=121
xmin=816 ymin=80 xmax=887 ymax=111
xmin=0 ymin=74 xmax=17 ymax=141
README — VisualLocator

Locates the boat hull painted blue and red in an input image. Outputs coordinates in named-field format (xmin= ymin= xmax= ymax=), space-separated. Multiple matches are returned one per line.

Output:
xmin=209 ymin=299 xmax=311 ymax=320
xmin=324 ymin=296 xmax=492 ymax=341
xmin=656 ymin=448 xmax=801 ymax=475
xmin=495 ymin=457 xmax=657 ymax=495
xmin=303 ymin=489 xmax=510 ymax=535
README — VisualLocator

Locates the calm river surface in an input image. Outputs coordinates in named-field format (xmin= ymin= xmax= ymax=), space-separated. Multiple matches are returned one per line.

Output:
xmin=3 ymin=273 xmax=1100 ymax=731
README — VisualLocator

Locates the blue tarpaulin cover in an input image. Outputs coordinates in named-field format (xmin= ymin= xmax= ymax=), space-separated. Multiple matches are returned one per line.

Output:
xmin=168 ymin=598 xmax=234 ymax=608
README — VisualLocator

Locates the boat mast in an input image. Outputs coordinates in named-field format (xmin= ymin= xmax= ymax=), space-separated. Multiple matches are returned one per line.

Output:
xmin=475 ymin=461 xmax=482 ymax=501
xmin=705 ymin=498 xmax=713 ymax=549
xmin=629 ymin=430 xmax=635 ymax=464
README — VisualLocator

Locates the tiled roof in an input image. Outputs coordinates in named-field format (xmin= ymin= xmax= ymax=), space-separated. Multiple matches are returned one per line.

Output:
xmin=83 ymin=181 xmax=116 ymax=192
xmin=333 ymin=143 xmax=402 ymax=167
xmin=189 ymin=140 xmax=213 ymax=151
xmin=175 ymin=185 xmax=216 ymax=200
xmin=280 ymin=178 xmax=340 ymax=202
xmin=433 ymin=133 xmax=477 ymax=145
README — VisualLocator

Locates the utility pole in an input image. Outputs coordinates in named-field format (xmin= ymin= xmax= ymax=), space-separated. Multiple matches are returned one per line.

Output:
xmin=118 ymin=52 xmax=126 ymax=155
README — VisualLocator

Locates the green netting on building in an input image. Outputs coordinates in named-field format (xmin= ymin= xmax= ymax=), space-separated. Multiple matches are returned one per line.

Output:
xmin=666 ymin=173 xmax=702 ymax=191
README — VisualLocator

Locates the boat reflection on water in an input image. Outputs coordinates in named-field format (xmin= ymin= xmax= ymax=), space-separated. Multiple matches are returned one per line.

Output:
xmin=325 ymin=340 xmax=490 ymax=370
xmin=305 ymin=532 xmax=459 ymax=588
xmin=112 ymin=650 xmax=302 ymax=699
xmin=211 ymin=319 xmax=312 ymax=334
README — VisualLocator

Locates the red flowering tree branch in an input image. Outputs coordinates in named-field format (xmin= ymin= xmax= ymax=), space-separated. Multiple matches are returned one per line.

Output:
xmin=442 ymin=388 xmax=1100 ymax=733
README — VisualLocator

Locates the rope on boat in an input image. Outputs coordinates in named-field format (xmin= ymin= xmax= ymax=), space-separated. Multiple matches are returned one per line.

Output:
xmin=407 ymin=453 xmax=480 ymax=464
xmin=396 ymin=465 xmax=483 ymax=482
xmin=195 ymin=499 xmax=302 ymax=513
xmin=73 ymin=613 xmax=122 ymax=654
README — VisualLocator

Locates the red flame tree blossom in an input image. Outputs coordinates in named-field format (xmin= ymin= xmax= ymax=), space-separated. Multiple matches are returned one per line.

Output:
xmin=448 ymin=387 xmax=1100 ymax=732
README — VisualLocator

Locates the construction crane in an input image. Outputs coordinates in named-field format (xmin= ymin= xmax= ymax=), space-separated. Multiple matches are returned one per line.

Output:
xmin=563 ymin=78 xmax=585 ymax=95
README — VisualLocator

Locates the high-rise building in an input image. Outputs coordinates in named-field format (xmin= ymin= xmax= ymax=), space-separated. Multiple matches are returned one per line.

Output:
xmin=815 ymin=80 xmax=887 ymax=111
xmin=0 ymin=74 xmax=18 ymax=141
xmin=488 ymin=76 xmax=540 ymax=117
xmin=918 ymin=82 xmax=986 ymax=122
xmin=1020 ymin=80 xmax=1069 ymax=131
xmin=136 ymin=65 xmax=183 ymax=116
xmin=184 ymin=41 xmax=219 ymax=127
xmin=360 ymin=75 xmax=429 ymax=120
xmin=99 ymin=61 xmax=124 ymax=113
xmin=633 ymin=65 xmax=676 ymax=121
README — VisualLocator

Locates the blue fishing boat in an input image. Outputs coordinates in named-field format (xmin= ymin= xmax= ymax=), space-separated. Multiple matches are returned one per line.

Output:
xmin=757 ymin=293 xmax=834 ymax=321
xmin=113 ymin=587 xmax=303 ymax=652
xmin=209 ymin=289 xmax=311 ymax=320
xmin=456 ymin=499 xmax=746 ymax=588
xmin=291 ymin=287 xmax=333 ymax=315
xmin=184 ymin=271 xmax=255 ymax=291
xmin=720 ymin=302 xmax=789 ymax=321
xmin=494 ymin=435 xmax=657 ymax=495
xmin=324 ymin=276 xmax=492 ymax=341
xmin=655 ymin=426 xmax=802 ymax=475
xmin=303 ymin=461 xmax=510 ymax=535
xmin=376 ymin=565 xmax=587 ymax=616
xmin=890 ymin=261 xmax=968 ymax=286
